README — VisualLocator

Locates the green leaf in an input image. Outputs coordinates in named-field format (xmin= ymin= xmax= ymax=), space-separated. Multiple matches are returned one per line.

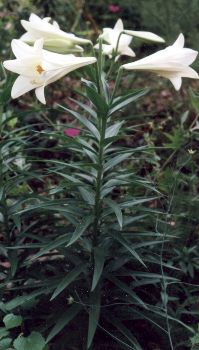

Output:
xmin=46 ymin=304 xmax=82 ymax=343
xmin=0 ymin=337 xmax=12 ymax=350
xmin=67 ymin=216 xmax=93 ymax=247
xmin=120 ymin=197 xmax=157 ymax=208
xmin=5 ymin=287 xmax=53 ymax=311
xmin=13 ymin=332 xmax=45 ymax=350
xmin=3 ymin=314 xmax=22 ymax=330
xmin=8 ymin=251 xmax=18 ymax=277
xmin=105 ymin=199 xmax=123 ymax=229
xmin=189 ymin=87 xmax=199 ymax=114
xmin=50 ymin=265 xmax=85 ymax=300
xmin=110 ymin=232 xmax=147 ymax=268
xmin=30 ymin=233 xmax=70 ymax=260
xmin=91 ymin=247 xmax=106 ymax=291
xmin=108 ymin=276 xmax=147 ymax=309
xmin=109 ymin=89 xmax=149 ymax=115
xmin=105 ymin=121 xmax=123 ymax=139
xmin=69 ymin=97 xmax=97 ymax=119
xmin=0 ymin=328 xmax=9 ymax=340
xmin=105 ymin=152 xmax=132 ymax=171
xmin=85 ymin=85 xmax=109 ymax=116
xmin=87 ymin=286 xmax=101 ymax=349
xmin=105 ymin=315 xmax=143 ymax=350
xmin=57 ymin=104 xmax=100 ymax=139
xmin=78 ymin=187 xmax=95 ymax=205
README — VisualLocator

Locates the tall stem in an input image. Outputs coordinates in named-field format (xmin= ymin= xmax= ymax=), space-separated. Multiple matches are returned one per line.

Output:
xmin=93 ymin=114 xmax=107 ymax=245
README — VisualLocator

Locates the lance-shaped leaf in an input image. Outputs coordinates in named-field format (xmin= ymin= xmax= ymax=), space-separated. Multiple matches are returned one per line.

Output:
xmin=110 ymin=231 xmax=146 ymax=268
xmin=108 ymin=275 xmax=147 ymax=309
xmin=109 ymin=88 xmax=149 ymax=115
xmin=105 ymin=199 xmax=123 ymax=229
xmin=46 ymin=304 xmax=82 ymax=342
xmin=85 ymin=85 xmax=109 ymax=116
xmin=87 ymin=286 xmax=101 ymax=349
xmin=57 ymin=104 xmax=100 ymax=140
xmin=67 ymin=216 xmax=93 ymax=247
xmin=91 ymin=247 xmax=106 ymax=291
xmin=50 ymin=265 xmax=85 ymax=300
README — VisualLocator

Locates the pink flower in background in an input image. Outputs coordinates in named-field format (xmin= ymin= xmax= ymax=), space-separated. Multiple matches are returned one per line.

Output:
xmin=64 ymin=128 xmax=80 ymax=137
xmin=108 ymin=4 xmax=121 ymax=13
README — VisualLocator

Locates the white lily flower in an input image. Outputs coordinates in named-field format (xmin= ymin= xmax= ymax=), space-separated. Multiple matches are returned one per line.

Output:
xmin=122 ymin=34 xmax=199 ymax=90
xmin=95 ymin=19 xmax=135 ymax=60
xmin=3 ymin=39 xmax=96 ymax=104
xmin=20 ymin=13 xmax=91 ymax=53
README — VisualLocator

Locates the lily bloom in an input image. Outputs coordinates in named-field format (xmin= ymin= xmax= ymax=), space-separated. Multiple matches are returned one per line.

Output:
xmin=3 ymin=39 xmax=96 ymax=104
xmin=95 ymin=19 xmax=135 ymax=60
xmin=122 ymin=34 xmax=198 ymax=90
xmin=95 ymin=19 xmax=164 ymax=60
xmin=20 ymin=13 xmax=91 ymax=54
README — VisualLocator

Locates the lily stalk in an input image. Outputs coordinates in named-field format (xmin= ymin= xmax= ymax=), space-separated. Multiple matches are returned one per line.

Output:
xmin=92 ymin=42 xmax=108 ymax=245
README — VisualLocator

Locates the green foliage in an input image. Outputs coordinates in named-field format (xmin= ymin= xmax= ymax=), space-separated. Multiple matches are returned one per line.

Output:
xmin=1 ymin=3 xmax=199 ymax=350
xmin=13 ymin=332 xmax=46 ymax=350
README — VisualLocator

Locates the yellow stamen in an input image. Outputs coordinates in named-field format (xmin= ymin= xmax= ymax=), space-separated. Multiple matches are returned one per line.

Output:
xmin=36 ymin=64 xmax=44 ymax=74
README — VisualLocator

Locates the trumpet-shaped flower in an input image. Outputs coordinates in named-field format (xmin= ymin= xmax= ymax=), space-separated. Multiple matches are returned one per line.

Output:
xmin=20 ymin=13 xmax=91 ymax=53
xmin=122 ymin=34 xmax=198 ymax=90
xmin=3 ymin=39 xmax=96 ymax=104
xmin=95 ymin=19 xmax=135 ymax=60
xmin=95 ymin=19 xmax=165 ymax=60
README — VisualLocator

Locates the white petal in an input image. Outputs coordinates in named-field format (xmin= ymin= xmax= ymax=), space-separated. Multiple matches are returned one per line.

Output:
xmin=53 ymin=20 xmax=60 ymax=29
xmin=114 ymin=19 xmax=123 ymax=32
xmin=3 ymin=57 xmax=42 ymax=77
xmin=43 ymin=17 xmax=51 ymax=22
xmin=169 ymin=76 xmax=182 ymax=90
xmin=11 ymin=39 xmax=34 ymax=58
xmin=124 ymin=30 xmax=165 ymax=43
xmin=174 ymin=48 xmax=198 ymax=66
xmin=11 ymin=75 xmax=37 ymax=98
xmin=42 ymin=50 xmax=75 ymax=65
xmin=20 ymin=32 xmax=35 ymax=42
xmin=21 ymin=18 xmax=91 ymax=45
xmin=120 ymin=46 xmax=135 ymax=57
xmin=119 ymin=34 xmax=132 ymax=47
xmin=181 ymin=66 xmax=199 ymax=79
xmin=33 ymin=38 xmax=44 ymax=51
xmin=44 ymin=57 xmax=97 ymax=86
xmin=100 ymin=28 xmax=112 ymax=44
xmin=35 ymin=86 xmax=46 ymax=104
xmin=94 ymin=43 xmax=113 ymax=56
xmin=29 ymin=13 xmax=41 ymax=24
xmin=172 ymin=33 xmax=184 ymax=48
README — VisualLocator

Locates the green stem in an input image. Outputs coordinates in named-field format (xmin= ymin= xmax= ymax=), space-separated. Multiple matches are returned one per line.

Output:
xmin=93 ymin=114 xmax=107 ymax=245
xmin=110 ymin=67 xmax=123 ymax=103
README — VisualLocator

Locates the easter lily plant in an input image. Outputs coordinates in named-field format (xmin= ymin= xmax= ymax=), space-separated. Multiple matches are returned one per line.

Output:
xmin=1 ymin=13 xmax=199 ymax=350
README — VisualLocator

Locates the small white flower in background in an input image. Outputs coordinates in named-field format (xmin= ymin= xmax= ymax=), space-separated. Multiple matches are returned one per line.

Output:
xmin=20 ymin=13 xmax=91 ymax=53
xmin=95 ymin=19 xmax=135 ymax=60
xmin=95 ymin=18 xmax=165 ymax=60
xmin=3 ymin=39 xmax=96 ymax=104
xmin=122 ymin=34 xmax=198 ymax=90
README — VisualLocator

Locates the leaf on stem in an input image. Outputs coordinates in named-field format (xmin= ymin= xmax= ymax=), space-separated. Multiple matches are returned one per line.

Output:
xmin=67 ymin=216 xmax=93 ymax=247
xmin=46 ymin=304 xmax=82 ymax=342
xmin=50 ymin=265 xmax=85 ymax=300
xmin=87 ymin=286 xmax=101 ymax=349
xmin=91 ymin=247 xmax=106 ymax=291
